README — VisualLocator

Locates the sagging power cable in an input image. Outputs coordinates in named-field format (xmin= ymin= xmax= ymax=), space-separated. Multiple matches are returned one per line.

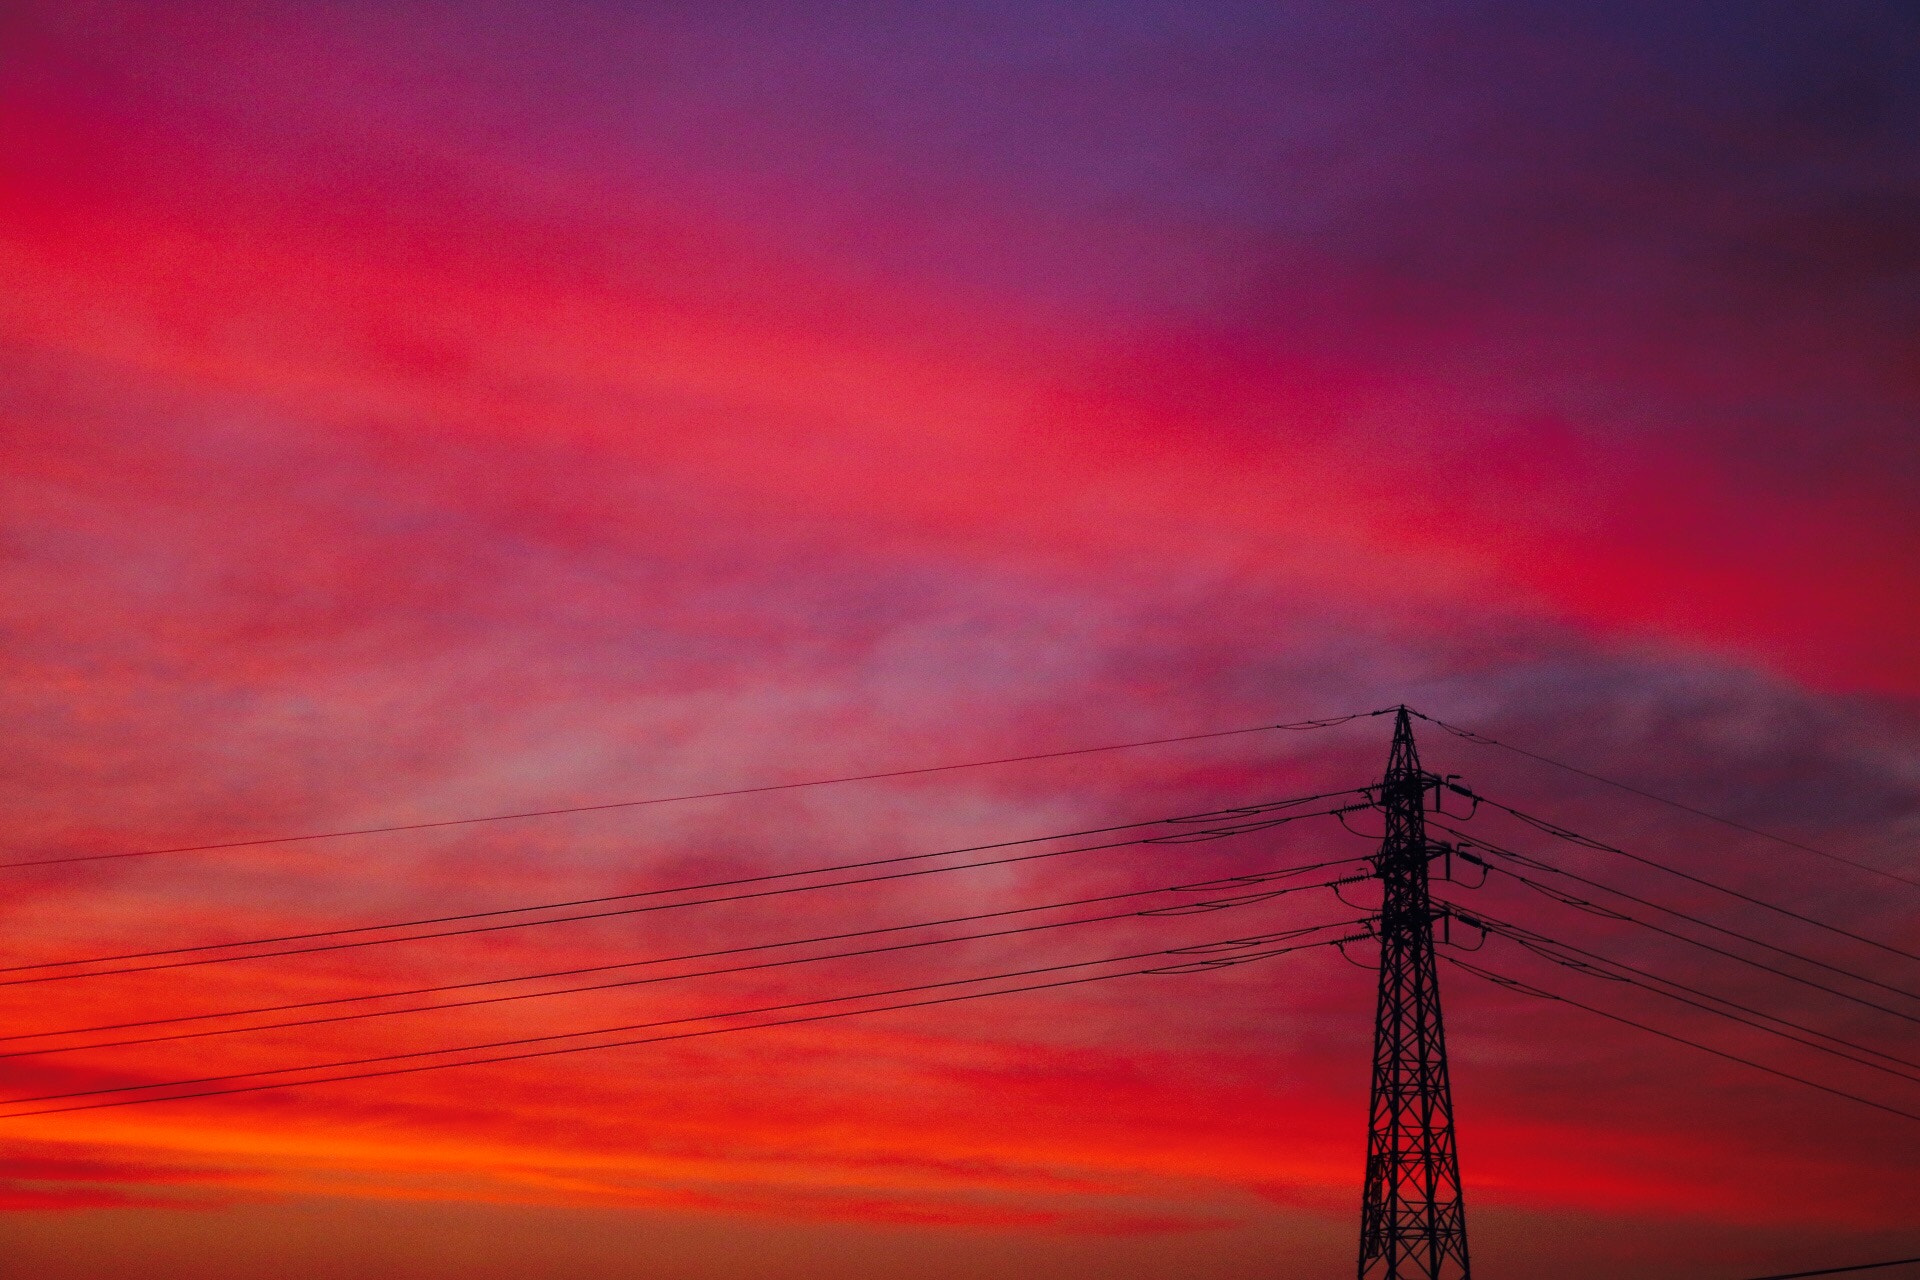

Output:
xmin=0 ymin=793 xmax=1366 ymax=987
xmin=1433 ymin=825 xmax=1920 ymax=1026
xmin=0 ymin=925 xmax=1368 ymax=1119
xmin=11 ymin=712 xmax=1390 ymax=869
xmin=1444 ymin=905 xmax=1920 ymax=1083
xmin=0 ymin=865 xmax=1368 ymax=1060
xmin=1451 ymin=789 xmax=1919 ymax=964
xmin=1443 ymin=955 xmax=1920 ymax=1126
xmin=1406 ymin=709 xmax=1920 ymax=890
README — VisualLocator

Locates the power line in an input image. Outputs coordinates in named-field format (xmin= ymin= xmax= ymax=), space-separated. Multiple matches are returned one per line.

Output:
xmin=1447 ymin=907 xmax=1920 ymax=1083
xmin=1444 ymin=955 xmax=1920 ymax=1126
xmin=0 ymin=856 xmax=1366 ymax=1045
xmin=0 ymin=927 xmax=1365 ymax=1119
xmin=1433 ymin=823 xmax=1920 ymax=1006
xmin=1488 ymin=860 xmax=1920 ymax=1028
xmin=6 ymin=790 xmax=1362 ymax=973
xmin=1410 ymin=709 xmax=1920 ymax=890
xmin=0 ymin=796 xmax=1363 ymax=987
xmin=1457 ymin=789 xmax=1920 ymax=964
xmin=0 ymin=866 xmax=1364 ymax=1060
xmin=9 ymin=712 xmax=1388 ymax=870
xmin=1731 ymin=1257 xmax=1920 ymax=1279
xmin=1436 ymin=829 xmax=1920 ymax=1028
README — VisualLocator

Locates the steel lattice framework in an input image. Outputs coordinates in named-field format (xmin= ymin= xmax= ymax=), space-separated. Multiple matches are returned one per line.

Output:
xmin=1358 ymin=708 xmax=1471 ymax=1280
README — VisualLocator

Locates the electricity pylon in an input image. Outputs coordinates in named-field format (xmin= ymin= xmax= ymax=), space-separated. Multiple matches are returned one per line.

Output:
xmin=1358 ymin=708 xmax=1470 ymax=1280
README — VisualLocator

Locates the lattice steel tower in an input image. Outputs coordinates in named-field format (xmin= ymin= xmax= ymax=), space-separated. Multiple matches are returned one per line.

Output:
xmin=1358 ymin=708 xmax=1470 ymax=1280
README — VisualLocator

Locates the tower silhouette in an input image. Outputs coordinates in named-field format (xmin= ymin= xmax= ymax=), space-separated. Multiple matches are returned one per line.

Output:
xmin=1358 ymin=708 xmax=1470 ymax=1279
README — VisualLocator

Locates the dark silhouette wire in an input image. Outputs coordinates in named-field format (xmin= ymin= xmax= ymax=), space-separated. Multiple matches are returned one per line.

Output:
xmin=0 ymin=928 xmax=1365 ymax=1119
xmin=1445 ymin=956 xmax=1920 ymax=1126
xmin=1409 ymin=709 xmax=1919 ymax=889
xmin=0 ymin=867 xmax=1366 ymax=1060
xmin=0 ymin=794 xmax=1364 ymax=985
xmin=10 ymin=711 xmax=1388 ymax=869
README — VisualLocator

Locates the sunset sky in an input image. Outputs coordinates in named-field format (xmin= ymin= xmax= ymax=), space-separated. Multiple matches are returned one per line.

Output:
xmin=3 ymin=2 xmax=1918 ymax=1277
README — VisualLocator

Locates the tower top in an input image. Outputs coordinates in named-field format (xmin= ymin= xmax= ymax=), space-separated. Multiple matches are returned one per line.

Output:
xmin=1386 ymin=705 xmax=1421 ymax=781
